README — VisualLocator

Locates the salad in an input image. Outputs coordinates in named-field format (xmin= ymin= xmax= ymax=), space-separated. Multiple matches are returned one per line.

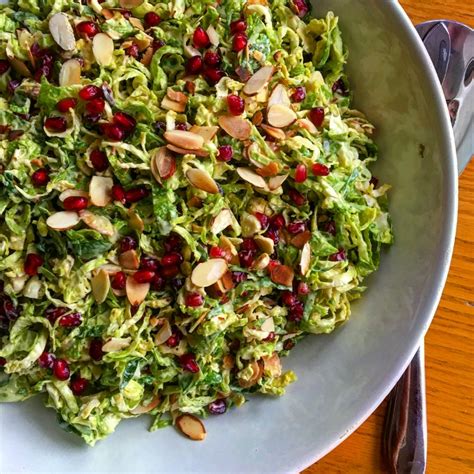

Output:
xmin=0 ymin=0 xmax=393 ymax=445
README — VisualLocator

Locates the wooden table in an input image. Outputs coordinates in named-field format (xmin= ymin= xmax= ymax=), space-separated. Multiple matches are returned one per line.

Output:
xmin=305 ymin=2 xmax=474 ymax=473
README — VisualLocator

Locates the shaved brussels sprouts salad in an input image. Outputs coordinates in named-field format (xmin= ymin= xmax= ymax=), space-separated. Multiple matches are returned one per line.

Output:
xmin=0 ymin=0 xmax=392 ymax=445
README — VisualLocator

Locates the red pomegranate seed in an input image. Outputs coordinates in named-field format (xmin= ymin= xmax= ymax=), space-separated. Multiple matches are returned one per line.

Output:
xmin=227 ymin=94 xmax=245 ymax=115
xmin=111 ymin=271 xmax=126 ymax=290
xmin=264 ymin=331 xmax=276 ymax=342
xmin=294 ymin=164 xmax=307 ymax=183
xmin=63 ymin=196 xmax=88 ymax=211
xmin=241 ymin=238 xmax=258 ymax=251
xmin=202 ymin=66 xmax=224 ymax=84
xmin=89 ymin=149 xmax=109 ymax=172
xmin=45 ymin=116 xmax=67 ymax=133
xmin=0 ymin=59 xmax=10 ymax=75
xmin=45 ymin=307 xmax=68 ymax=323
xmin=291 ymin=0 xmax=309 ymax=17
xmin=175 ymin=122 xmax=188 ymax=131
xmin=208 ymin=399 xmax=227 ymax=415
xmin=53 ymin=359 xmax=70 ymax=380
xmin=203 ymin=50 xmax=221 ymax=66
xmin=166 ymin=332 xmax=180 ymax=348
xmin=179 ymin=353 xmax=200 ymax=373
xmin=281 ymin=291 xmax=297 ymax=307
xmin=79 ymin=85 xmax=103 ymax=101
xmin=38 ymin=351 xmax=55 ymax=369
xmin=270 ymin=214 xmax=285 ymax=229
xmin=288 ymin=301 xmax=304 ymax=322
xmin=287 ymin=221 xmax=306 ymax=234
xmin=57 ymin=98 xmax=77 ymax=113
xmin=312 ymin=163 xmax=330 ymax=176
xmin=89 ymin=339 xmax=104 ymax=361
xmin=76 ymin=21 xmax=99 ymax=38
xmin=124 ymin=187 xmax=149 ymax=203
xmin=233 ymin=33 xmax=247 ymax=52
xmin=332 ymin=78 xmax=348 ymax=96
xmin=152 ymin=39 xmax=165 ymax=51
xmin=309 ymin=107 xmax=325 ymax=127
xmin=186 ymin=55 xmax=203 ymax=74
xmin=113 ymin=112 xmax=136 ymax=133
xmin=193 ymin=27 xmax=210 ymax=48
xmin=126 ymin=43 xmax=139 ymax=58
xmin=161 ymin=265 xmax=180 ymax=278
xmin=297 ymin=282 xmax=310 ymax=295
xmin=112 ymin=184 xmax=126 ymax=203
xmin=209 ymin=246 xmax=226 ymax=258
xmin=283 ymin=339 xmax=295 ymax=350
xmin=230 ymin=19 xmax=247 ymax=34
xmin=291 ymin=86 xmax=306 ymax=102
xmin=86 ymin=98 xmax=105 ymax=115
xmin=59 ymin=312 xmax=82 ymax=327
xmin=24 ymin=253 xmax=43 ymax=276
xmin=151 ymin=273 xmax=165 ymax=291
xmin=164 ymin=233 xmax=182 ymax=252
xmin=265 ymin=228 xmax=280 ymax=244
xmin=101 ymin=123 xmax=125 ymax=141
xmin=133 ymin=270 xmax=155 ymax=283
xmin=140 ymin=256 xmax=160 ymax=271
xmin=161 ymin=252 xmax=183 ymax=267
xmin=185 ymin=292 xmax=204 ymax=307
xmin=70 ymin=377 xmax=89 ymax=396
xmin=329 ymin=249 xmax=346 ymax=262
xmin=254 ymin=212 xmax=269 ymax=229
xmin=120 ymin=236 xmax=138 ymax=252
xmin=217 ymin=145 xmax=233 ymax=162
xmin=288 ymin=188 xmax=306 ymax=205
xmin=238 ymin=249 xmax=256 ymax=268
xmin=144 ymin=11 xmax=161 ymax=28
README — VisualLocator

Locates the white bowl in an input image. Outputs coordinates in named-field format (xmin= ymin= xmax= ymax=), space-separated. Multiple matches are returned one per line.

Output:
xmin=1 ymin=1 xmax=457 ymax=472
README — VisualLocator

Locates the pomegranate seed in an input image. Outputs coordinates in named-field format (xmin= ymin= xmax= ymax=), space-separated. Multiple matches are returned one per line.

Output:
xmin=175 ymin=122 xmax=188 ymax=131
xmin=63 ymin=196 xmax=88 ymax=211
xmin=332 ymin=78 xmax=348 ymax=96
xmin=288 ymin=301 xmax=304 ymax=322
xmin=86 ymin=98 xmax=105 ymax=115
xmin=161 ymin=265 xmax=180 ymax=278
xmin=186 ymin=55 xmax=203 ymax=74
xmin=241 ymin=238 xmax=258 ymax=251
xmin=232 ymin=271 xmax=247 ymax=283
xmin=264 ymin=331 xmax=276 ymax=342
xmin=57 ymin=98 xmax=77 ymax=113
xmin=233 ymin=33 xmax=247 ymax=52
xmin=230 ymin=19 xmax=247 ymax=34
xmin=217 ymin=145 xmax=233 ymax=162
xmin=227 ymin=94 xmax=245 ymax=115
xmin=124 ymin=187 xmax=149 ymax=203
xmin=113 ymin=111 xmax=136 ymax=133
xmin=140 ymin=256 xmax=160 ymax=271
xmin=152 ymin=39 xmax=165 ymax=51
xmin=281 ymin=291 xmax=297 ymax=307
xmin=166 ymin=332 xmax=180 ymax=348
xmin=209 ymin=246 xmax=226 ymax=258
xmin=112 ymin=184 xmax=126 ymax=203
xmin=185 ymin=292 xmax=204 ymax=307
xmin=179 ymin=353 xmax=200 ymax=373
xmin=161 ymin=252 xmax=183 ymax=267
xmin=294 ymin=164 xmax=308 ymax=183
xmin=265 ymin=228 xmax=280 ymax=244
xmin=89 ymin=149 xmax=109 ymax=172
xmin=76 ymin=21 xmax=99 ymax=37
xmin=45 ymin=116 xmax=67 ymax=133
xmin=297 ymin=282 xmax=310 ymax=295
xmin=193 ymin=27 xmax=210 ymax=48
xmin=111 ymin=271 xmax=126 ymax=290
xmin=120 ymin=236 xmax=138 ymax=252
xmin=79 ymin=85 xmax=103 ymax=101
xmin=133 ymin=270 xmax=155 ymax=283
xmin=70 ymin=377 xmax=89 ymax=395
xmin=329 ymin=249 xmax=346 ymax=262
xmin=312 ymin=163 xmax=330 ymax=176
xmin=45 ymin=307 xmax=68 ymax=323
xmin=38 ymin=351 xmax=56 ymax=369
xmin=288 ymin=188 xmax=306 ymax=206
xmin=164 ymin=233 xmax=182 ymax=252
xmin=309 ymin=107 xmax=325 ymax=127
xmin=208 ymin=399 xmax=227 ymax=415
xmin=283 ymin=339 xmax=295 ymax=350
xmin=238 ymin=249 xmax=256 ymax=268
xmin=101 ymin=123 xmax=125 ymax=141
xmin=89 ymin=339 xmax=104 ymax=361
xmin=144 ymin=11 xmax=161 ymax=28
xmin=151 ymin=274 xmax=165 ymax=291
xmin=0 ymin=59 xmax=10 ymax=75
xmin=126 ymin=43 xmax=139 ymax=58
xmin=59 ymin=312 xmax=82 ymax=327
xmin=323 ymin=220 xmax=336 ymax=235
xmin=202 ymin=66 xmax=224 ymax=84
xmin=287 ymin=221 xmax=306 ymax=234
xmin=203 ymin=50 xmax=221 ymax=66
xmin=254 ymin=212 xmax=269 ymax=229
xmin=291 ymin=86 xmax=306 ymax=102
xmin=370 ymin=176 xmax=379 ymax=188
xmin=24 ymin=253 xmax=43 ymax=276
xmin=291 ymin=0 xmax=309 ymax=17
xmin=270 ymin=214 xmax=285 ymax=229
xmin=53 ymin=359 xmax=70 ymax=380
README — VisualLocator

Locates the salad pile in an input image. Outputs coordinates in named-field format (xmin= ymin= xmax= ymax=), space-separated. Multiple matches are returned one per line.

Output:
xmin=0 ymin=0 xmax=393 ymax=445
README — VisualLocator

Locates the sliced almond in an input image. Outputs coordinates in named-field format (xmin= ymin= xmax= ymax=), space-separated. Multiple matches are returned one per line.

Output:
xmin=126 ymin=276 xmax=150 ymax=305
xmin=268 ymin=84 xmax=291 ymax=109
xmin=154 ymin=319 xmax=172 ymax=345
xmin=261 ymin=123 xmax=286 ymax=141
xmin=161 ymin=96 xmax=186 ymax=113
xmin=130 ymin=396 xmax=160 ymax=415
xmin=80 ymin=210 xmax=115 ymax=236
xmin=255 ymin=162 xmax=280 ymax=177
xmin=102 ymin=337 xmax=131 ymax=352
xmin=176 ymin=414 xmax=206 ymax=441
xmin=91 ymin=269 xmax=110 ymax=304
xmin=164 ymin=130 xmax=204 ymax=151
xmin=166 ymin=144 xmax=209 ymax=157
xmin=243 ymin=65 xmax=274 ymax=96
xmin=296 ymin=118 xmax=318 ymax=134
xmin=98 ymin=263 xmax=122 ymax=274
xmin=262 ymin=353 xmax=281 ymax=377
xmin=59 ymin=189 xmax=89 ymax=202
xmin=267 ymin=104 xmax=297 ymax=128
xmin=119 ymin=0 xmax=143 ymax=8
xmin=101 ymin=8 xmax=114 ymax=20
xmin=254 ymin=235 xmax=274 ymax=254
xmin=238 ymin=361 xmax=263 ymax=388
xmin=252 ymin=110 xmax=263 ymax=126
xmin=167 ymin=88 xmax=188 ymax=104
xmin=49 ymin=13 xmax=76 ymax=51
xmin=268 ymin=174 xmax=288 ymax=191
xmin=206 ymin=25 xmax=219 ymax=46
xmin=151 ymin=147 xmax=176 ymax=183
xmin=140 ymin=46 xmax=154 ymax=66
xmin=186 ymin=168 xmax=219 ymax=194
xmin=218 ymin=115 xmax=251 ymax=140
xmin=300 ymin=242 xmax=311 ymax=276
xmin=119 ymin=249 xmax=140 ymax=270
xmin=46 ymin=211 xmax=80 ymax=231
xmin=92 ymin=33 xmax=114 ymax=66
xmin=237 ymin=167 xmax=267 ymax=188
xmin=270 ymin=264 xmax=294 ymax=287
xmin=128 ymin=209 xmax=144 ymax=232
xmin=89 ymin=176 xmax=113 ymax=207
xmin=191 ymin=259 xmax=228 ymax=288
xmin=291 ymin=230 xmax=311 ymax=249
xmin=189 ymin=125 xmax=218 ymax=143
xmin=59 ymin=59 xmax=81 ymax=86
xmin=253 ymin=253 xmax=270 ymax=270
xmin=211 ymin=209 xmax=233 ymax=235
xmin=221 ymin=271 xmax=234 ymax=291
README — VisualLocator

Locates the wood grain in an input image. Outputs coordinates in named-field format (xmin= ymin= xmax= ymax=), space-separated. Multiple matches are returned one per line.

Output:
xmin=304 ymin=2 xmax=474 ymax=473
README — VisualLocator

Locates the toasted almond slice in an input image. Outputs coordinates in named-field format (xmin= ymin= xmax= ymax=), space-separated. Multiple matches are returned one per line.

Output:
xmin=46 ymin=211 xmax=80 ymax=231
xmin=261 ymin=123 xmax=286 ymax=141
xmin=59 ymin=59 xmax=81 ymax=86
xmin=300 ymin=242 xmax=311 ymax=276
xmin=126 ymin=276 xmax=150 ymax=305
xmin=128 ymin=18 xmax=144 ymax=32
xmin=191 ymin=259 xmax=228 ymax=287
xmin=164 ymin=130 xmax=203 ymax=150
xmin=267 ymin=104 xmax=297 ymax=128
xmin=176 ymin=414 xmax=206 ymax=441
xmin=89 ymin=176 xmax=113 ymax=207
xmin=102 ymin=337 xmax=131 ymax=352
xmin=133 ymin=34 xmax=151 ymax=51
xmin=189 ymin=125 xmax=218 ymax=143
xmin=268 ymin=174 xmax=288 ymax=191
xmin=167 ymin=88 xmax=188 ymax=104
xmin=161 ymin=96 xmax=186 ymax=113
xmin=296 ymin=118 xmax=318 ymax=134
xmin=140 ymin=46 xmax=153 ymax=66
xmin=119 ymin=249 xmax=140 ymax=270
xmin=7 ymin=55 xmax=32 ymax=77
xmin=291 ymin=230 xmax=311 ymax=249
xmin=59 ymin=189 xmax=89 ymax=202
xmin=91 ymin=269 xmax=110 ymax=304
xmin=237 ymin=167 xmax=267 ymax=188
xmin=268 ymin=84 xmax=291 ymax=109
xmin=262 ymin=353 xmax=281 ymax=377
xmin=128 ymin=209 xmax=144 ymax=232
xmin=98 ymin=263 xmax=122 ymax=274
xmin=101 ymin=8 xmax=114 ymax=20
xmin=221 ymin=271 xmax=234 ymax=291
xmin=255 ymin=162 xmax=280 ymax=177
xmin=80 ymin=210 xmax=115 ymax=236
xmin=211 ymin=209 xmax=233 ymax=235
xmin=253 ymin=253 xmax=270 ymax=270
xmin=49 ymin=13 xmax=76 ymax=51
xmin=154 ymin=319 xmax=172 ymax=346
xmin=119 ymin=0 xmax=143 ymax=8
xmin=238 ymin=361 xmax=263 ymax=388
xmin=166 ymin=144 xmax=209 ymax=157
xmin=243 ymin=65 xmax=274 ymax=96
xmin=270 ymin=264 xmax=294 ymax=287
xmin=252 ymin=110 xmax=263 ymax=126
xmin=254 ymin=235 xmax=274 ymax=254
xmin=186 ymin=168 xmax=219 ymax=194
xmin=206 ymin=25 xmax=219 ymax=46
xmin=261 ymin=317 xmax=275 ymax=333
xmin=218 ymin=115 xmax=251 ymax=140
xmin=92 ymin=33 xmax=114 ymax=66
xmin=130 ymin=396 xmax=160 ymax=415
xmin=151 ymin=147 xmax=176 ymax=183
